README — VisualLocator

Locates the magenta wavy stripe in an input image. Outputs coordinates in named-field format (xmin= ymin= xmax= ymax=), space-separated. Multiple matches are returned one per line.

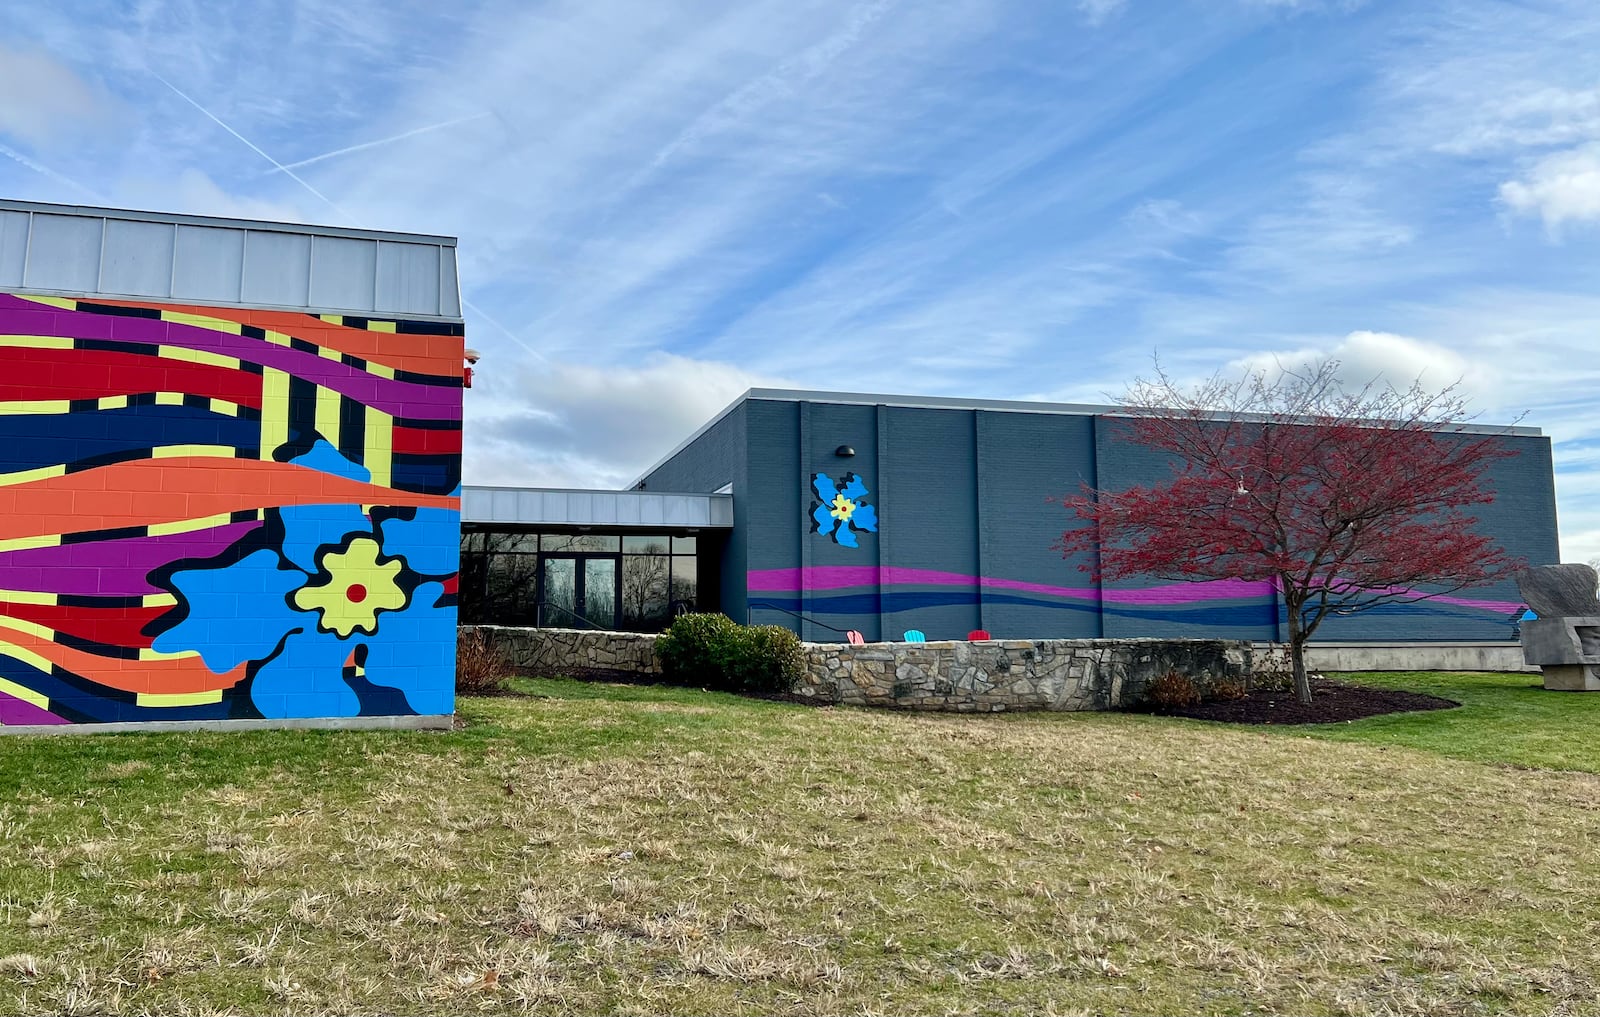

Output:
xmin=0 ymin=297 xmax=460 ymax=421
xmin=0 ymin=691 xmax=67 ymax=725
xmin=0 ymin=521 xmax=261 ymax=597
xmin=746 ymin=566 xmax=1520 ymax=613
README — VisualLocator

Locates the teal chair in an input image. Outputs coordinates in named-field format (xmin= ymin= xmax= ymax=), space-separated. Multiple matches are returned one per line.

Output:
xmin=902 ymin=629 xmax=926 ymax=643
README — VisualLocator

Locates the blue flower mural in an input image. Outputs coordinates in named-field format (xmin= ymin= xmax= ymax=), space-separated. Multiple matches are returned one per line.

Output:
xmin=810 ymin=472 xmax=879 ymax=549
xmin=149 ymin=440 xmax=457 ymax=719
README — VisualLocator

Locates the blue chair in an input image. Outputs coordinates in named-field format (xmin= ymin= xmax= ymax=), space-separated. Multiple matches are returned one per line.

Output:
xmin=902 ymin=629 xmax=926 ymax=643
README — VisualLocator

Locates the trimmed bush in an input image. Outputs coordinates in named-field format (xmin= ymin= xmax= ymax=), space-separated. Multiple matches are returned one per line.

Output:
xmin=656 ymin=614 xmax=803 ymax=695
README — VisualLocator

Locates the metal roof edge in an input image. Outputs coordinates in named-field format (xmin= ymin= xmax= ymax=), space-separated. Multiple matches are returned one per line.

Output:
xmin=0 ymin=197 xmax=457 ymax=246
xmin=631 ymin=388 xmax=1541 ymax=487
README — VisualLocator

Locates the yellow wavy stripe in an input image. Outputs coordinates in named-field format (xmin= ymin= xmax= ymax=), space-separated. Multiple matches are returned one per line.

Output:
xmin=0 ymin=677 xmax=50 ymax=711
xmin=147 ymin=511 xmax=255 ymax=537
xmin=0 ymin=589 xmax=174 ymax=608
xmin=137 ymin=689 xmax=224 ymax=708
xmin=0 ymin=394 xmax=250 ymax=418
xmin=162 ymin=310 xmax=243 ymax=335
xmin=155 ymin=344 xmax=243 ymax=370
xmin=17 ymin=295 xmax=76 ymax=310
xmin=0 ymin=614 xmax=196 ymax=662
xmin=0 ymin=441 xmax=246 ymax=485
xmin=0 ymin=335 xmax=75 ymax=349
xmin=0 ymin=498 xmax=256 ymax=552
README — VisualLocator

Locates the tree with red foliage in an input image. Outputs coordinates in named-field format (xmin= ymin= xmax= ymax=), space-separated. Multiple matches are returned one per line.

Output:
xmin=1058 ymin=360 xmax=1521 ymax=705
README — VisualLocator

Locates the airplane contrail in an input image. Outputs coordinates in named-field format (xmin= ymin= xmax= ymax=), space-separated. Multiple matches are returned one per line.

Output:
xmin=150 ymin=69 xmax=352 ymax=222
xmin=0 ymin=142 xmax=108 ymax=203
xmin=268 ymin=113 xmax=493 ymax=174
xmin=150 ymin=71 xmax=544 ymax=364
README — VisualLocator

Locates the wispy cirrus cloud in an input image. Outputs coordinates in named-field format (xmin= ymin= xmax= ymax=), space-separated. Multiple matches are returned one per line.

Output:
xmin=0 ymin=0 xmax=1597 ymax=559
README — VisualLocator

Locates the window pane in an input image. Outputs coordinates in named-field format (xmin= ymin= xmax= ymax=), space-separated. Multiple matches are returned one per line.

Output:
xmin=670 ymin=556 xmax=698 ymax=613
xmin=583 ymin=558 xmax=617 ymax=630
xmin=671 ymin=535 xmax=697 ymax=553
xmin=483 ymin=531 xmax=538 ymax=553
xmin=540 ymin=558 xmax=576 ymax=627
xmin=485 ymin=551 xmax=539 ymax=626
xmin=623 ymin=535 xmax=669 ymax=554
xmin=541 ymin=533 xmax=620 ymax=552
xmin=621 ymin=554 xmax=670 ymax=631
xmin=461 ymin=531 xmax=485 ymax=553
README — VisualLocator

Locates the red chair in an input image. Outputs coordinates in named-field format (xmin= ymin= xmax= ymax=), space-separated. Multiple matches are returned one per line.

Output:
xmin=846 ymin=630 xmax=865 ymax=645
xmin=967 ymin=629 xmax=992 ymax=641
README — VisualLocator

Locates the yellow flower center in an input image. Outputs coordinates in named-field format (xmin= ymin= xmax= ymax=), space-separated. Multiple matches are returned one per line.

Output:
xmin=292 ymin=536 xmax=406 ymax=637
xmin=830 ymin=493 xmax=856 ymax=522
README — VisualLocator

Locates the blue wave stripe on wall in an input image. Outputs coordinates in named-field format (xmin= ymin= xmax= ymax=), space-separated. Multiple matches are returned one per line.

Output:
xmin=0 ymin=404 xmax=260 ymax=471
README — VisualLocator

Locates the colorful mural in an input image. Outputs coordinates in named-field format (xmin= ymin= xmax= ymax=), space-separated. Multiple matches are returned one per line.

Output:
xmin=810 ymin=472 xmax=878 ymax=548
xmin=0 ymin=293 xmax=462 ymax=725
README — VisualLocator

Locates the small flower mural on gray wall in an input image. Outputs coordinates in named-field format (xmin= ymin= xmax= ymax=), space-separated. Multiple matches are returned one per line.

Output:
xmin=810 ymin=472 xmax=878 ymax=548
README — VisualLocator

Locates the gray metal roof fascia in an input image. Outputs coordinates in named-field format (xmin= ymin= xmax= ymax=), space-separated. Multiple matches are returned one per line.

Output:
xmin=627 ymin=387 xmax=1541 ymax=487
xmin=0 ymin=285 xmax=465 ymax=323
xmin=461 ymin=485 xmax=733 ymax=528
xmin=0 ymin=197 xmax=456 ymax=246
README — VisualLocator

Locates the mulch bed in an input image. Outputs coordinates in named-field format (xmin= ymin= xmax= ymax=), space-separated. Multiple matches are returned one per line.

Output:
xmin=1140 ymin=678 xmax=1459 ymax=725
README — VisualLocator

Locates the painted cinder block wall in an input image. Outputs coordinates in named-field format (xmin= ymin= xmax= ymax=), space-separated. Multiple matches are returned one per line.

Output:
xmin=0 ymin=293 xmax=462 ymax=727
xmin=643 ymin=393 xmax=1560 ymax=644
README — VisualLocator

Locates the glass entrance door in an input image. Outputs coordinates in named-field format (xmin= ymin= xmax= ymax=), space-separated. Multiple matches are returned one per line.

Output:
xmin=539 ymin=555 xmax=619 ymax=630
xmin=583 ymin=558 xmax=617 ymax=629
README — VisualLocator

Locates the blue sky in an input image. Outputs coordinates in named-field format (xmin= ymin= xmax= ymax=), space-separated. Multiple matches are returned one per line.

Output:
xmin=2 ymin=0 xmax=1598 ymax=560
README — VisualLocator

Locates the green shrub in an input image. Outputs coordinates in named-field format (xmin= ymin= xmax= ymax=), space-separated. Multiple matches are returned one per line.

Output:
xmin=655 ymin=614 xmax=804 ymax=695
xmin=1144 ymin=670 xmax=1200 ymax=709
xmin=728 ymin=625 xmax=805 ymax=694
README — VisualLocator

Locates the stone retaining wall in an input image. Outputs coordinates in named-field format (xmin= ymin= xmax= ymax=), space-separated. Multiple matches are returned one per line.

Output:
xmin=473 ymin=626 xmax=663 ymax=679
xmin=465 ymin=626 xmax=1251 ymax=712
xmin=801 ymin=638 xmax=1250 ymax=711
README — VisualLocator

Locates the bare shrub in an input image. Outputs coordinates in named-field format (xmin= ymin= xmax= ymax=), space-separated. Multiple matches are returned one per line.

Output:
xmin=1145 ymin=670 xmax=1200 ymax=709
xmin=457 ymin=628 xmax=513 ymax=696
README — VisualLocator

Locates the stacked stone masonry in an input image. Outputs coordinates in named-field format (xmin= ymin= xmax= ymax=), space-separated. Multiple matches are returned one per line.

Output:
xmin=467 ymin=626 xmax=1251 ymax=712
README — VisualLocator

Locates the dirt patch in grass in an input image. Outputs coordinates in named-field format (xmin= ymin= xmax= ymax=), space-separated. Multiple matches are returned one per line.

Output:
xmin=1145 ymin=678 xmax=1458 ymax=725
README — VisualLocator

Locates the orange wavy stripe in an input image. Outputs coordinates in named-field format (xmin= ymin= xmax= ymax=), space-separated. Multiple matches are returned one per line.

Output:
xmin=83 ymin=298 xmax=463 ymax=377
xmin=0 ymin=457 xmax=459 ymax=541
xmin=0 ymin=627 xmax=246 ymax=696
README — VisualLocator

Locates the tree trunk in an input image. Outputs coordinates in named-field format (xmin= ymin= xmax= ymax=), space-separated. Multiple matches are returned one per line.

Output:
xmin=1285 ymin=606 xmax=1312 ymax=705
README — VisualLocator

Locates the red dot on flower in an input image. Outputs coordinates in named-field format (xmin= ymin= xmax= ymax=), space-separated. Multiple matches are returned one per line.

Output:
xmin=347 ymin=584 xmax=368 ymax=604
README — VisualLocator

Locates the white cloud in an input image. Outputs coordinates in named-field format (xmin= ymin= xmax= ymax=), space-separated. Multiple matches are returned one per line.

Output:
xmin=1499 ymin=143 xmax=1600 ymax=231
xmin=466 ymin=353 xmax=789 ymax=489
xmin=1077 ymin=0 xmax=1128 ymax=26
xmin=1228 ymin=330 xmax=1493 ymax=405
xmin=0 ymin=44 xmax=117 ymax=148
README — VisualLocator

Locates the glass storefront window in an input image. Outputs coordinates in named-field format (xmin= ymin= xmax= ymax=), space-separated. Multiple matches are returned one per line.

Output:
xmin=462 ymin=529 xmax=707 ymax=632
xmin=541 ymin=533 xmax=621 ymax=553
xmin=622 ymin=536 xmax=669 ymax=554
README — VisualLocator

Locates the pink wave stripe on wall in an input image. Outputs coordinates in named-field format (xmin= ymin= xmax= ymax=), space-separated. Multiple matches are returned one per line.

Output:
xmin=745 ymin=566 xmax=1521 ymax=613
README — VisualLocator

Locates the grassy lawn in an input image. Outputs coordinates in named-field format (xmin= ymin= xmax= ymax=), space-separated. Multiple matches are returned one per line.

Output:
xmin=0 ymin=676 xmax=1595 ymax=1015
xmin=1311 ymin=671 xmax=1600 ymax=773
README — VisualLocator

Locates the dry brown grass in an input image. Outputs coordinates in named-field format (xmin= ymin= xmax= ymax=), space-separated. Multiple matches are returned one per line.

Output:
xmin=0 ymin=679 xmax=1595 ymax=1015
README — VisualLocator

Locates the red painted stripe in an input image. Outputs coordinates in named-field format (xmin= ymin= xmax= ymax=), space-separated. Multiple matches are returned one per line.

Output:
xmin=0 ymin=348 xmax=263 ymax=409
xmin=441 ymin=576 xmax=459 ymax=596
xmin=392 ymin=425 xmax=462 ymax=456
xmin=0 ymin=600 xmax=166 ymax=649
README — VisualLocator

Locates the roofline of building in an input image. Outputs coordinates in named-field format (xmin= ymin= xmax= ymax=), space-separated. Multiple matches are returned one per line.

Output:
xmin=0 ymin=197 xmax=457 ymax=247
xmin=629 ymin=386 xmax=1545 ymax=488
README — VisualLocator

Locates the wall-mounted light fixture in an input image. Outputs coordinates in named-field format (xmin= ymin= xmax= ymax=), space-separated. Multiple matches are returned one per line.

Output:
xmin=835 ymin=445 xmax=856 ymax=457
